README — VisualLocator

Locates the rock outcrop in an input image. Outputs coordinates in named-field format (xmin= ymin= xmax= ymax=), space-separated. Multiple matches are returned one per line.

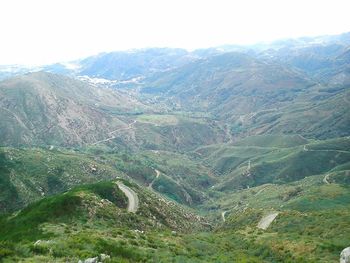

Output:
xmin=340 ymin=247 xmax=350 ymax=263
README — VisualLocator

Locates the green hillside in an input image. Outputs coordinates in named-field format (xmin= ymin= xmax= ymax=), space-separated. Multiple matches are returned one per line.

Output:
xmin=204 ymin=173 xmax=350 ymax=263
xmin=0 ymin=33 xmax=349 ymax=262
xmin=0 ymin=180 xmax=207 ymax=262
xmin=197 ymin=137 xmax=350 ymax=191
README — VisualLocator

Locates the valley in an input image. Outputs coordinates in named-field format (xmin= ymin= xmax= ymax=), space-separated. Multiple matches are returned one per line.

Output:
xmin=0 ymin=32 xmax=349 ymax=262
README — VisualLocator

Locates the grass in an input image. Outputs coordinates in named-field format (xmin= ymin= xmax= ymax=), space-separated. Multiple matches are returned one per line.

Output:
xmin=206 ymin=172 xmax=350 ymax=262
xmin=0 ymin=179 xmax=210 ymax=262
xmin=137 ymin=114 xmax=179 ymax=125
xmin=234 ymin=134 xmax=309 ymax=148
xmin=0 ymin=133 xmax=349 ymax=262
xmin=199 ymin=137 xmax=350 ymax=191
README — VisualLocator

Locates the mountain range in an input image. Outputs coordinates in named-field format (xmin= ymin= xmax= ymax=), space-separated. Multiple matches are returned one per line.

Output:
xmin=0 ymin=32 xmax=349 ymax=262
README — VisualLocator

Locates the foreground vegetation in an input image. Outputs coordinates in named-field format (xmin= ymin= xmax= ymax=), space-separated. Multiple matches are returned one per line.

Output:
xmin=1 ymin=174 xmax=349 ymax=262
xmin=0 ymin=133 xmax=349 ymax=262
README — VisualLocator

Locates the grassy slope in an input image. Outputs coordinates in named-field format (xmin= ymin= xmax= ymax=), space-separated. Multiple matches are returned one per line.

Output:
xmin=132 ymin=115 xmax=225 ymax=152
xmin=0 ymin=180 xmax=207 ymax=262
xmin=235 ymin=86 xmax=350 ymax=139
xmin=208 ymin=174 xmax=350 ymax=263
xmin=0 ymin=145 xmax=216 ymax=213
xmin=3 ymin=175 xmax=349 ymax=262
xmin=195 ymin=136 xmax=350 ymax=191
xmin=0 ymin=134 xmax=349 ymax=262
xmin=0 ymin=147 xmax=128 ymax=213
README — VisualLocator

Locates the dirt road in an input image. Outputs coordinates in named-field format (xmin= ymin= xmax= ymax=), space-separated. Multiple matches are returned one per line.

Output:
xmin=148 ymin=169 xmax=160 ymax=189
xmin=257 ymin=212 xmax=279 ymax=230
xmin=116 ymin=182 xmax=139 ymax=213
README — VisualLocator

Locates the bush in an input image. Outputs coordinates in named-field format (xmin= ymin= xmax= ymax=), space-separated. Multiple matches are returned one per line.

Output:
xmin=0 ymin=247 xmax=14 ymax=259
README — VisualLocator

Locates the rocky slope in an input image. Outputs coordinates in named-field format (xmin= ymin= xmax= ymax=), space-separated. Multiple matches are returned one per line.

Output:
xmin=0 ymin=72 xmax=146 ymax=146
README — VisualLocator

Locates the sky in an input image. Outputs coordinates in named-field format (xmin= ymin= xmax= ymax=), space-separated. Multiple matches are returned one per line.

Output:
xmin=0 ymin=0 xmax=349 ymax=65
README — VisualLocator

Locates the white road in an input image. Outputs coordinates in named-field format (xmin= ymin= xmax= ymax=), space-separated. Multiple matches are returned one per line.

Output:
xmin=116 ymin=182 xmax=139 ymax=213
xmin=257 ymin=212 xmax=279 ymax=230
xmin=323 ymin=174 xmax=331 ymax=184
xmin=221 ymin=210 xmax=228 ymax=222
xmin=91 ymin=120 xmax=137 ymax=145
xmin=148 ymin=169 xmax=160 ymax=189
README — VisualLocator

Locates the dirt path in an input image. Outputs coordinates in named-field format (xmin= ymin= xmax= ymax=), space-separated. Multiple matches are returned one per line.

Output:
xmin=257 ymin=212 xmax=279 ymax=230
xmin=116 ymin=182 xmax=139 ymax=213
xmin=221 ymin=211 xmax=228 ymax=222
xmin=148 ymin=169 xmax=160 ymax=189
xmin=91 ymin=120 xmax=136 ymax=145
xmin=255 ymin=186 xmax=267 ymax=196
xmin=323 ymin=174 xmax=331 ymax=184
xmin=302 ymin=144 xmax=350 ymax=154
xmin=306 ymin=148 xmax=350 ymax=154
xmin=108 ymin=120 xmax=137 ymax=136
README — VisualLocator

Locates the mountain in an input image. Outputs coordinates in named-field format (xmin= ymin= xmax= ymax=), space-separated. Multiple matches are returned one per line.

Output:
xmin=255 ymin=32 xmax=350 ymax=88
xmin=0 ymin=72 xmax=226 ymax=150
xmin=0 ymin=72 xmax=146 ymax=146
xmin=0 ymin=32 xmax=349 ymax=263
xmin=142 ymin=52 xmax=315 ymax=115
xmin=241 ymin=86 xmax=350 ymax=139
xmin=195 ymin=136 xmax=350 ymax=191
xmin=77 ymin=48 xmax=199 ymax=81
xmin=141 ymin=51 xmax=350 ymax=139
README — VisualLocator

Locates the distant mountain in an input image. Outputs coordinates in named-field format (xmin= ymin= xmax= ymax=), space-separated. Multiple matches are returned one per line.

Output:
xmin=141 ymin=52 xmax=315 ymax=116
xmin=255 ymin=32 xmax=350 ymax=87
xmin=1 ymin=32 xmax=348 ymax=83
xmin=140 ymin=49 xmax=350 ymax=139
xmin=77 ymin=48 xmax=200 ymax=80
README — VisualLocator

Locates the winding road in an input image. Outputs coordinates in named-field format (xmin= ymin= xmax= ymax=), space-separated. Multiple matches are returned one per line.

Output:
xmin=323 ymin=174 xmax=331 ymax=184
xmin=148 ymin=169 xmax=160 ymax=189
xmin=116 ymin=182 xmax=139 ymax=213
xmin=221 ymin=211 xmax=228 ymax=222
xmin=91 ymin=120 xmax=137 ymax=145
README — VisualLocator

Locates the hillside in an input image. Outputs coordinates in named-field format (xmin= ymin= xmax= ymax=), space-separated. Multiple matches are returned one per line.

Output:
xmin=140 ymin=51 xmax=349 ymax=139
xmin=142 ymin=52 xmax=315 ymax=117
xmin=207 ymin=173 xmax=350 ymax=263
xmin=0 ymin=180 xmax=208 ymax=262
xmin=1 ymin=163 xmax=349 ymax=262
xmin=240 ymin=86 xmax=350 ymax=139
xmin=0 ymin=145 xmax=217 ymax=214
xmin=195 ymin=136 xmax=350 ymax=191
xmin=0 ymin=72 xmax=147 ymax=146
xmin=0 ymin=72 xmax=229 ymax=151
xmin=0 ymin=32 xmax=349 ymax=262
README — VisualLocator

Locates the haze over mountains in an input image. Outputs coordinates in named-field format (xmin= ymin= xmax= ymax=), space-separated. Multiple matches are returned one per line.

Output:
xmin=0 ymin=32 xmax=349 ymax=262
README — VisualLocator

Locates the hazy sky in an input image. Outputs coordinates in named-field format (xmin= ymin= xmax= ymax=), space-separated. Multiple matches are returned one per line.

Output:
xmin=1 ymin=0 xmax=349 ymax=65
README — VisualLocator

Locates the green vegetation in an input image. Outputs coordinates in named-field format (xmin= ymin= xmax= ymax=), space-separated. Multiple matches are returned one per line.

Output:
xmin=137 ymin=114 xmax=179 ymax=125
xmin=0 ymin=147 xmax=129 ymax=213
xmin=197 ymin=137 xmax=350 ymax=190
xmin=1 ymin=133 xmax=349 ymax=262
xmin=0 ymin=180 xmax=208 ymax=262
xmin=0 ymin=35 xmax=349 ymax=262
